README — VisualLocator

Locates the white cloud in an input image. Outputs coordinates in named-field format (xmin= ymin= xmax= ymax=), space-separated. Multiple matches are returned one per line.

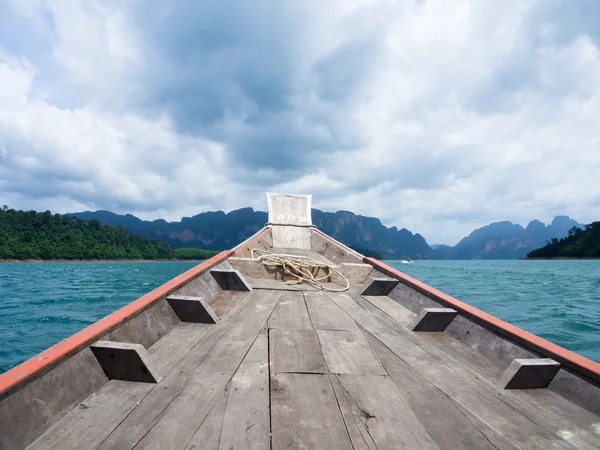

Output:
xmin=1 ymin=0 xmax=600 ymax=245
xmin=0 ymin=51 xmax=237 ymax=217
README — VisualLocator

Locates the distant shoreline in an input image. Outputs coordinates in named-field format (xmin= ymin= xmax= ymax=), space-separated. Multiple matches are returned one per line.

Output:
xmin=523 ymin=257 xmax=600 ymax=260
xmin=4 ymin=257 xmax=599 ymax=263
xmin=0 ymin=259 xmax=205 ymax=263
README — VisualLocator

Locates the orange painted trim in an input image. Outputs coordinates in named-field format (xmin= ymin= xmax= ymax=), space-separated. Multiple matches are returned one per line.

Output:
xmin=232 ymin=227 xmax=270 ymax=255
xmin=364 ymin=257 xmax=600 ymax=381
xmin=311 ymin=229 xmax=363 ymax=261
xmin=0 ymin=250 xmax=233 ymax=397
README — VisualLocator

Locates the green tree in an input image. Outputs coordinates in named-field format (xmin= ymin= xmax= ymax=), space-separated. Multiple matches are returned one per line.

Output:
xmin=0 ymin=209 xmax=177 ymax=261
xmin=527 ymin=221 xmax=600 ymax=258
xmin=174 ymin=248 xmax=220 ymax=260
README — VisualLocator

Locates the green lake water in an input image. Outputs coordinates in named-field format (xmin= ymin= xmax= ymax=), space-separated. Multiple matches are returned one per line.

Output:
xmin=0 ymin=260 xmax=599 ymax=373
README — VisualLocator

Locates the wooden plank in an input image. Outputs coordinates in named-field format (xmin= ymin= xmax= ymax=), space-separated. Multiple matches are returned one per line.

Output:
xmin=351 ymin=293 xmax=600 ymax=450
xmin=417 ymin=332 xmax=504 ymax=381
xmin=0 ymin=348 xmax=109 ymax=450
xmin=327 ymin=292 xmax=576 ymax=450
xmin=328 ymin=379 xmax=378 ymax=450
xmin=449 ymin=400 xmax=521 ymax=450
xmin=267 ymin=192 xmax=312 ymax=249
xmin=233 ymin=229 xmax=272 ymax=258
xmin=26 ymin=381 xmax=154 ymax=450
xmin=245 ymin=258 xmax=370 ymax=285
xmin=218 ymin=331 xmax=269 ymax=450
xmin=272 ymin=226 xmax=311 ymax=249
xmin=550 ymin=369 xmax=600 ymax=415
xmin=148 ymin=291 xmax=254 ymax=374
xmin=363 ymin=295 xmax=416 ymax=327
xmin=331 ymin=374 xmax=440 ymax=450
xmin=106 ymin=298 xmax=180 ymax=350
xmin=131 ymin=290 xmax=281 ymax=450
xmin=228 ymin=257 xmax=279 ymax=280
xmin=510 ymin=388 xmax=600 ymax=446
xmin=385 ymin=274 xmax=446 ymax=313
xmin=249 ymin=278 xmax=346 ymax=292
xmin=357 ymin=293 xmax=504 ymax=382
xmin=364 ymin=331 xmax=496 ymax=449
xmin=270 ymin=247 xmax=335 ymax=265
xmin=317 ymin=329 xmax=385 ymax=375
xmin=96 ymin=290 xmax=272 ymax=450
xmin=185 ymin=389 xmax=227 ymax=450
xmin=207 ymin=290 xmax=246 ymax=318
xmin=269 ymin=328 xmax=327 ymax=374
xmin=247 ymin=278 xmax=301 ymax=291
xmin=148 ymin=322 xmax=213 ymax=376
xmin=271 ymin=373 xmax=351 ymax=450
xmin=231 ymin=250 xmax=348 ymax=283
xmin=292 ymin=282 xmax=346 ymax=292
xmin=173 ymin=268 xmax=223 ymax=302
xmin=336 ymin=263 xmax=373 ymax=284
xmin=304 ymin=291 xmax=357 ymax=330
xmin=148 ymin=292 xmax=249 ymax=377
xmin=268 ymin=291 xmax=312 ymax=329
xmin=310 ymin=231 xmax=364 ymax=264
xmin=365 ymin=290 xmax=531 ymax=450
xmin=267 ymin=194 xmax=311 ymax=227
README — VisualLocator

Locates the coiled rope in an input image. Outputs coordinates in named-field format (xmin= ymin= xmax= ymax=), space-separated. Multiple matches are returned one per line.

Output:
xmin=250 ymin=248 xmax=349 ymax=292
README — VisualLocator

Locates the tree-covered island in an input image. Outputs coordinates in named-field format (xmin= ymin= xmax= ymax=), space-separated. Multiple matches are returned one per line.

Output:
xmin=526 ymin=222 xmax=600 ymax=258
xmin=0 ymin=207 xmax=219 ymax=261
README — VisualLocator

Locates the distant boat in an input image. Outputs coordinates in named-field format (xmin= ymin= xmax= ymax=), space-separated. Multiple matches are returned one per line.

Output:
xmin=400 ymin=257 xmax=412 ymax=264
xmin=1 ymin=192 xmax=599 ymax=449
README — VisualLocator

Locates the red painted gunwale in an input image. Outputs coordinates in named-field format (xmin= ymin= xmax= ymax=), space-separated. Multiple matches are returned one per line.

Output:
xmin=364 ymin=257 xmax=600 ymax=382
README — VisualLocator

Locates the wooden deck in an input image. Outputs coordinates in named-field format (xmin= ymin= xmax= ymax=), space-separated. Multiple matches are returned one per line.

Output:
xmin=3 ymin=193 xmax=599 ymax=449
xmin=24 ymin=275 xmax=600 ymax=449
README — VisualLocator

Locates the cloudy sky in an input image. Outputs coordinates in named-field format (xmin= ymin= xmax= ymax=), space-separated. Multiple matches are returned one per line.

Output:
xmin=1 ymin=0 xmax=599 ymax=245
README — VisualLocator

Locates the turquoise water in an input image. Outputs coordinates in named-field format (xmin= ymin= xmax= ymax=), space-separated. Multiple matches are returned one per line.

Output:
xmin=387 ymin=260 xmax=600 ymax=363
xmin=0 ymin=260 xmax=599 ymax=373
xmin=0 ymin=261 xmax=198 ymax=373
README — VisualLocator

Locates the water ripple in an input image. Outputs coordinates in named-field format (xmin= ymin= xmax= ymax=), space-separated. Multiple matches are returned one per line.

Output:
xmin=391 ymin=260 xmax=600 ymax=364
xmin=0 ymin=261 xmax=198 ymax=373
xmin=2 ymin=260 xmax=599 ymax=373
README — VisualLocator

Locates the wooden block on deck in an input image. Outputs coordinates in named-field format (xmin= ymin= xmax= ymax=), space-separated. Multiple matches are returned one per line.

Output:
xmin=210 ymin=269 xmax=252 ymax=291
xmin=361 ymin=278 xmax=399 ymax=296
xmin=410 ymin=307 xmax=458 ymax=332
xmin=499 ymin=358 xmax=561 ymax=389
xmin=90 ymin=341 xmax=161 ymax=383
xmin=166 ymin=295 xmax=219 ymax=323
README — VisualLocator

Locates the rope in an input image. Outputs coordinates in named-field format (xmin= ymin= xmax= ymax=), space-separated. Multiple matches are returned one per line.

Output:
xmin=265 ymin=223 xmax=316 ymax=228
xmin=250 ymin=248 xmax=349 ymax=292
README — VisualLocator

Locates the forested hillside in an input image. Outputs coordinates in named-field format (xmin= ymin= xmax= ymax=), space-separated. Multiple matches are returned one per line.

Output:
xmin=527 ymin=223 xmax=600 ymax=258
xmin=72 ymin=208 xmax=432 ymax=259
xmin=0 ymin=208 xmax=175 ymax=260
